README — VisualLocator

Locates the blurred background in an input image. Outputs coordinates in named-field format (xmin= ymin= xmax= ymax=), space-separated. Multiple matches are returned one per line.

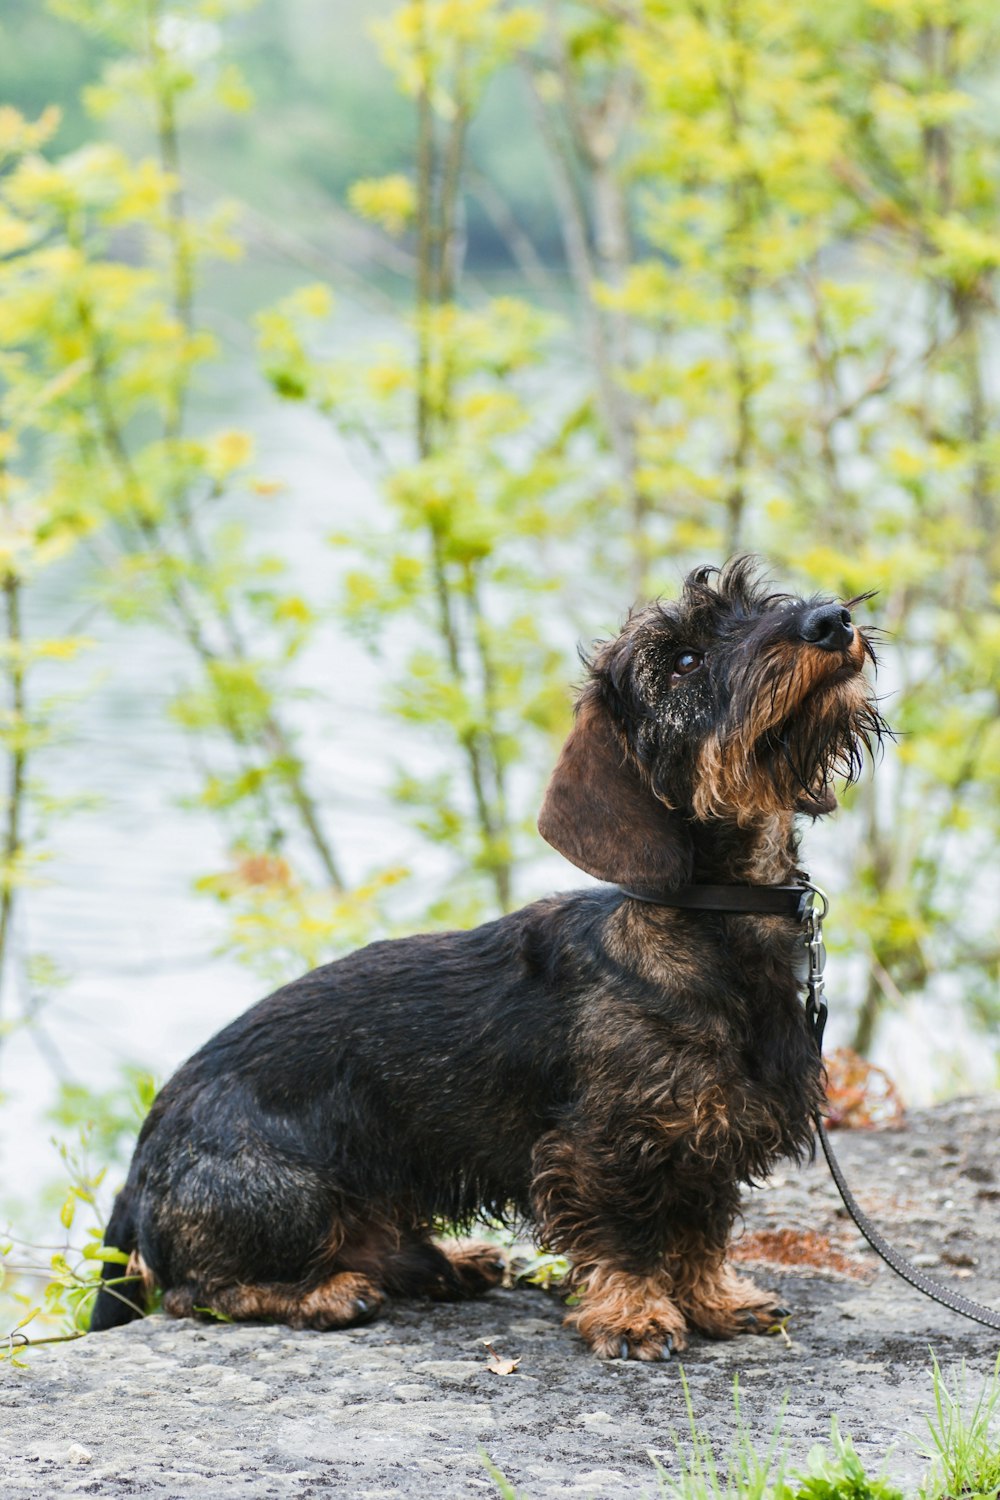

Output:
xmin=0 ymin=0 xmax=997 ymax=1338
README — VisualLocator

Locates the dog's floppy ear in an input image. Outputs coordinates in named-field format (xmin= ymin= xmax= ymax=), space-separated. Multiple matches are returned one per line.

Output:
xmin=538 ymin=692 xmax=693 ymax=891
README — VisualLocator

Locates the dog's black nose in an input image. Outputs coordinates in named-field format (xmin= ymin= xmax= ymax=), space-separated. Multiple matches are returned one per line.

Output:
xmin=799 ymin=603 xmax=854 ymax=651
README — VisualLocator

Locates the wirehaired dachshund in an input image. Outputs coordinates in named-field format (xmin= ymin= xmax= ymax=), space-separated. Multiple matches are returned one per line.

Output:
xmin=91 ymin=557 xmax=882 ymax=1359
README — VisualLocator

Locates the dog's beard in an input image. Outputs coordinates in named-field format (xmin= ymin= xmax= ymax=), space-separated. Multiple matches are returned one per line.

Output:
xmin=691 ymin=667 xmax=888 ymax=824
xmin=759 ymin=674 xmax=888 ymax=815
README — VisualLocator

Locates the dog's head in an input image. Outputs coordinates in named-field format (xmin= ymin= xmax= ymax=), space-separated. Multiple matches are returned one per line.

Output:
xmin=538 ymin=557 xmax=886 ymax=890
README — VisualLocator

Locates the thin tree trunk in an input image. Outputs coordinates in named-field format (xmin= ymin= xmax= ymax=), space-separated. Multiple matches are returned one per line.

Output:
xmin=0 ymin=569 xmax=25 ymax=1030
xmin=412 ymin=14 xmax=513 ymax=913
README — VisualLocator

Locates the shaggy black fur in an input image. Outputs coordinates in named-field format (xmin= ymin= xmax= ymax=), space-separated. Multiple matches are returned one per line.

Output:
xmin=90 ymin=557 xmax=885 ymax=1358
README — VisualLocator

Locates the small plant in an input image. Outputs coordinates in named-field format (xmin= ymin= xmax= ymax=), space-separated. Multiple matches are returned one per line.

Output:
xmin=480 ymin=1449 xmax=527 ymax=1499
xmin=792 ymin=1419 xmax=904 ymax=1500
xmin=919 ymin=1352 xmax=1000 ymax=1500
xmin=0 ymin=1068 xmax=158 ymax=1361
xmin=648 ymin=1378 xmax=907 ymax=1500
xmin=512 ymin=1249 xmax=570 ymax=1292
xmin=1 ymin=1124 xmax=125 ymax=1363
xmin=654 ymin=1371 xmax=788 ymax=1500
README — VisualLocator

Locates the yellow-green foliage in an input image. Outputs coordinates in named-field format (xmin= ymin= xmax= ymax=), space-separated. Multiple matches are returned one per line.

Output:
xmin=0 ymin=0 xmax=378 ymax=986
xmin=260 ymin=0 xmax=1000 ymax=1051
xmin=535 ymin=0 xmax=1000 ymax=1048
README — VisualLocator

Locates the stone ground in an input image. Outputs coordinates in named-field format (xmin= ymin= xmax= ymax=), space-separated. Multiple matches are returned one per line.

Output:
xmin=3 ymin=1095 xmax=1000 ymax=1499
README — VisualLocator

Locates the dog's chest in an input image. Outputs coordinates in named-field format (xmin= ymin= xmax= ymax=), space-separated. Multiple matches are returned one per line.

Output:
xmin=625 ymin=916 xmax=817 ymax=1161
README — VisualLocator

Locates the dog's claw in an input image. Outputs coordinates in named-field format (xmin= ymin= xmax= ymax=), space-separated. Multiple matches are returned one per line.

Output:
xmin=619 ymin=1337 xmax=630 ymax=1361
xmin=772 ymin=1305 xmax=791 ymax=1319
xmin=355 ymin=1298 xmax=369 ymax=1316
xmin=659 ymin=1336 xmax=674 ymax=1360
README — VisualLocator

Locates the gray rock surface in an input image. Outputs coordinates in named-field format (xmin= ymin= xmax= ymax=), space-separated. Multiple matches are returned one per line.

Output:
xmin=3 ymin=1096 xmax=1000 ymax=1498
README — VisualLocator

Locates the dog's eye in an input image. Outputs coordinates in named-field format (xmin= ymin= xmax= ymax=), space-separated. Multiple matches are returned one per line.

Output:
xmin=672 ymin=650 xmax=704 ymax=679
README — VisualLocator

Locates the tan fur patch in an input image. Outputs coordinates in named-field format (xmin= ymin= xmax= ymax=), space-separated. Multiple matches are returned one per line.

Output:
xmin=734 ymin=812 xmax=798 ymax=883
xmin=693 ymin=646 xmax=873 ymax=823
xmin=569 ymin=1266 xmax=688 ymax=1359
xmin=165 ymin=1271 xmax=383 ymax=1330
xmin=435 ymin=1239 xmax=507 ymax=1295
xmin=295 ymin=1271 xmax=384 ymax=1330
xmin=125 ymin=1249 xmax=155 ymax=1299
xmin=668 ymin=1236 xmax=787 ymax=1338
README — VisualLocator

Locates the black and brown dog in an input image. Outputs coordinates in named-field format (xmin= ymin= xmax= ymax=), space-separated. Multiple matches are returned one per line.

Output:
xmin=91 ymin=558 xmax=883 ymax=1358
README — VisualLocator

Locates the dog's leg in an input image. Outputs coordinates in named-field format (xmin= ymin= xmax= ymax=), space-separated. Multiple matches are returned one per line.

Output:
xmin=162 ymin=1271 xmax=384 ymax=1330
xmin=668 ymin=1229 xmax=789 ymax=1338
xmin=531 ymin=1130 xmax=688 ymax=1360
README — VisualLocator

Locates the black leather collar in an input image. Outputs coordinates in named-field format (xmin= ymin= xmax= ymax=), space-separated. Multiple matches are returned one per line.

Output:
xmin=617 ymin=883 xmax=812 ymax=920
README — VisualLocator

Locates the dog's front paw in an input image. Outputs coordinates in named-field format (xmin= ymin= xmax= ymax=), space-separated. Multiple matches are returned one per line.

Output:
xmin=587 ymin=1321 xmax=686 ymax=1361
xmin=680 ymin=1265 xmax=790 ymax=1339
xmin=569 ymin=1267 xmax=688 ymax=1361
xmin=732 ymin=1297 xmax=791 ymax=1334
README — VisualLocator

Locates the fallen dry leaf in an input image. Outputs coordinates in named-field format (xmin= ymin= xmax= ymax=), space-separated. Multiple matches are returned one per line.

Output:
xmin=481 ymin=1339 xmax=520 ymax=1376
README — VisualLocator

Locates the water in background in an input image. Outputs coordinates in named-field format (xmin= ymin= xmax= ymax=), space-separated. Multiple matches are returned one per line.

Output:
xmin=0 ymin=360 xmax=443 ymax=1216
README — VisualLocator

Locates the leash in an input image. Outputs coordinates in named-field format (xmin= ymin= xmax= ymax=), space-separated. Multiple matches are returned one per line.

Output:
xmin=620 ymin=878 xmax=1000 ymax=1333
xmin=800 ymin=887 xmax=1000 ymax=1333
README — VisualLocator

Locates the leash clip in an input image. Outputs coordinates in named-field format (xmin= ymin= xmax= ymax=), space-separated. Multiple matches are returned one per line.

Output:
xmin=798 ymin=878 xmax=829 ymax=1051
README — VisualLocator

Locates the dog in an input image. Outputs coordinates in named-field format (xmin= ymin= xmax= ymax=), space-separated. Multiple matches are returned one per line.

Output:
xmin=90 ymin=557 xmax=883 ymax=1358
